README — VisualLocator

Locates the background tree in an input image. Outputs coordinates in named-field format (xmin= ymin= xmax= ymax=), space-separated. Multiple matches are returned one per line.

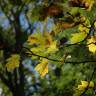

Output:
xmin=0 ymin=0 xmax=96 ymax=96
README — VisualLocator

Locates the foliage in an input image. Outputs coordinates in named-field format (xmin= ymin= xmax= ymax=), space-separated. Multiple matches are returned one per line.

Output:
xmin=0 ymin=0 xmax=96 ymax=96
xmin=6 ymin=54 xmax=20 ymax=72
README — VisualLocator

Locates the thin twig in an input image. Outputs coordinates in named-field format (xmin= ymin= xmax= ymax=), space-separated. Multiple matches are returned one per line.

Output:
xmin=22 ymin=47 xmax=96 ymax=64
xmin=59 ymin=42 xmax=96 ymax=48
xmin=63 ymin=20 xmax=96 ymax=47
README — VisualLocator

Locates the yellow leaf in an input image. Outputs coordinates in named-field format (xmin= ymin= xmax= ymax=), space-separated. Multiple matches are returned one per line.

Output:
xmin=70 ymin=32 xmax=87 ymax=44
xmin=27 ymin=35 xmax=39 ymax=45
xmin=94 ymin=21 xmax=96 ymax=28
xmin=30 ymin=47 xmax=47 ymax=59
xmin=43 ymin=32 xmax=53 ymax=47
xmin=87 ymin=36 xmax=96 ymax=53
xmin=35 ymin=58 xmax=48 ymax=78
xmin=27 ymin=32 xmax=46 ymax=45
xmin=31 ymin=47 xmax=45 ymax=53
xmin=46 ymin=41 xmax=58 ymax=54
xmin=78 ymin=25 xmax=90 ymax=33
xmin=6 ymin=54 xmax=20 ymax=72
xmin=85 ymin=0 xmax=94 ymax=11
xmin=81 ymin=81 xmax=88 ymax=87
xmin=77 ymin=85 xmax=86 ymax=91
xmin=89 ymin=81 xmax=94 ymax=87
xmin=28 ymin=32 xmax=58 ymax=56
xmin=77 ymin=80 xmax=94 ymax=91
xmin=53 ymin=23 xmax=62 ymax=35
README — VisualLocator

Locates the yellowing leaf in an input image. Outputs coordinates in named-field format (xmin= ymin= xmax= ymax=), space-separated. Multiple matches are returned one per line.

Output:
xmin=89 ymin=81 xmax=94 ymax=87
xmin=27 ymin=32 xmax=58 ymax=59
xmin=77 ymin=81 xmax=94 ymax=91
xmin=70 ymin=32 xmax=87 ymax=44
xmin=27 ymin=32 xmax=46 ymax=45
xmin=6 ymin=54 xmax=20 ymax=72
xmin=35 ymin=58 xmax=48 ymax=78
xmin=27 ymin=32 xmax=54 ymax=48
xmin=85 ymin=0 xmax=94 ymax=11
xmin=43 ymin=32 xmax=53 ymax=47
xmin=46 ymin=41 xmax=58 ymax=54
xmin=27 ymin=35 xmax=39 ymax=45
xmin=94 ymin=21 xmax=96 ymax=28
xmin=53 ymin=23 xmax=62 ymax=35
xmin=81 ymin=81 xmax=89 ymax=87
xmin=78 ymin=25 xmax=90 ymax=33
xmin=77 ymin=85 xmax=86 ymax=91
xmin=87 ymin=36 xmax=96 ymax=53
xmin=31 ymin=47 xmax=45 ymax=54
xmin=30 ymin=47 xmax=47 ymax=59
xmin=78 ymin=18 xmax=90 ymax=33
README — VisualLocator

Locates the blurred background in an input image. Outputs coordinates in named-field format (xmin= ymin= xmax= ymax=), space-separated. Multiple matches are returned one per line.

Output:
xmin=0 ymin=0 xmax=96 ymax=96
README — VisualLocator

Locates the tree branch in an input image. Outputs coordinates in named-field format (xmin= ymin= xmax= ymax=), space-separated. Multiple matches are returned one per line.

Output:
xmin=22 ymin=47 xmax=96 ymax=64
xmin=60 ymin=19 xmax=96 ymax=47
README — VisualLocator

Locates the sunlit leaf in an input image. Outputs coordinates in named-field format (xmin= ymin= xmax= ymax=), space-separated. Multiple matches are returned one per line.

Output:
xmin=70 ymin=32 xmax=87 ymax=44
xmin=77 ymin=81 xmax=94 ymax=91
xmin=85 ymin=0 xmax=95 ymax=11
xmin=35 ymin=58 xmax=48 ymax=78
xmin=78 ymin=25 xmax=89 ymax=34
xmin=87 ymin=36 xmax=96 ymax=53
xmin=6 ymin=54 xmax=20 ymax=72
xmin=46 ymin=41 xmax=58 ymax=54
xmin=28 ymin=32 xmax=58 ymax=58
xmin=27 ymin=32 xmax=46 ymax=45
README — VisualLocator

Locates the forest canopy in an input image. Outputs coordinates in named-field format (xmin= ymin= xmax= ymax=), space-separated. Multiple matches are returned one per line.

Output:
xmin=0 ymin=0 xmax=96 ymax=96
